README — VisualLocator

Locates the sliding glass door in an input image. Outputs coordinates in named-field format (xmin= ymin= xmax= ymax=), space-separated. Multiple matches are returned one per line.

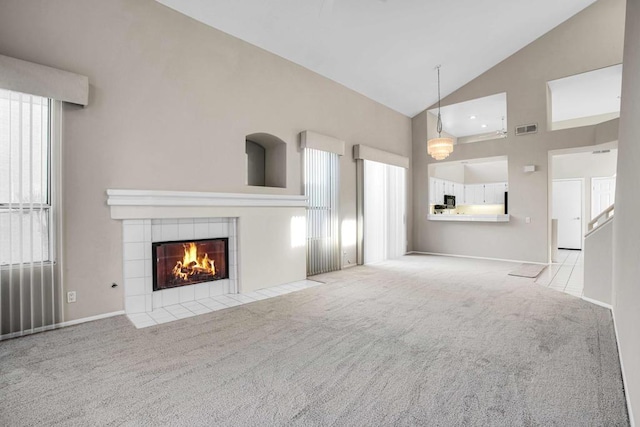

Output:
xmin=362 ymin=160 xmax=406 ymax=264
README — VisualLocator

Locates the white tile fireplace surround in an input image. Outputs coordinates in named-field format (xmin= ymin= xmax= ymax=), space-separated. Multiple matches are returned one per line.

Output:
xmin=122 ymin=217 xmax=238 ymax=315
xmin=107 ymin=189 xmax=309 ymax=327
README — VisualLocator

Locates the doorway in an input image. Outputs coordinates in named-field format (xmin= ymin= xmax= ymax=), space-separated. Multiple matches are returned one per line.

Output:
xmin=552 ymin=179 xmax=583 ymax=250
xmin=361 ymin=160 xmax=407 ymax=264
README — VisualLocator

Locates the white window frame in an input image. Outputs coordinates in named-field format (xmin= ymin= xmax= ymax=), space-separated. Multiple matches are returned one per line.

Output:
xmin=0 ymin=93 xmax=60 ymax=268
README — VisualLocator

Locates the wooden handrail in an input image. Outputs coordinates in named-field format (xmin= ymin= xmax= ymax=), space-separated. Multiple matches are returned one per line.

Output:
xmin=587 ymin=203 xmax=615 ymax=233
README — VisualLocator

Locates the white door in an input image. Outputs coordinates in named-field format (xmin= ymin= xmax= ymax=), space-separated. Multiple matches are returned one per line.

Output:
xmin=364 ymin=160 xmax=406 ymax=264
xmin=552 ymin=179 xmax=583 ymax=250
xmin=591 ymin=176 xmax=616 ymax=219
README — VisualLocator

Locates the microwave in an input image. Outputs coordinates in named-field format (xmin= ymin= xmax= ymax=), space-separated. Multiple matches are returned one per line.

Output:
xmin=444 ymin=194 xmax=456 ymax=208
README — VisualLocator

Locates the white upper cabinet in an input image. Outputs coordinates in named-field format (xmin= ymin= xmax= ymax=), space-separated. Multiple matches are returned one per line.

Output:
xmin=429 ymin=177 xmax=507 ymax=206
xmin=429 ymin=177 xmax=446 ymax=205
xmin=453 ymin=183 xmax=464 ymax=205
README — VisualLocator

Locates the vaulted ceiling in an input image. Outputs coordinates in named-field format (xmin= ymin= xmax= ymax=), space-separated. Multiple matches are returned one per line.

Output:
xmin=156 ymin=0 xmax=597 ymax=117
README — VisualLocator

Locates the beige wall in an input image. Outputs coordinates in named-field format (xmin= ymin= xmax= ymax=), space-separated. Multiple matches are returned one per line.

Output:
xmin=412 ymin=0 xmax=625 ymax=263
xmin=0 ymin=0 xmax=411 ymax=320
xmin=612 ymin=0 xmax=640 ymax=423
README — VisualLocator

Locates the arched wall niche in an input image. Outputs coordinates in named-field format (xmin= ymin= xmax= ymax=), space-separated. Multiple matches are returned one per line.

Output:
xmin=245 ymin=133 xmax=287 ymax=188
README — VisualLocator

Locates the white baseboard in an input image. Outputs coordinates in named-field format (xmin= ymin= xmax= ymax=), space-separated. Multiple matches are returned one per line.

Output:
xmin=408 ymin=251 xmax=548 ymax=266
xmin=0 ymin=310 xmax=125 ymax=341
xmin=59 ymin=310 xmax=125 ymax=328
xmin=341 ymin=263 xmax=358 ymax=269
xmin=612 ymin=310 xmax=636 ymax=427
xmin=581 ymin=296 xmax=613 ymax=310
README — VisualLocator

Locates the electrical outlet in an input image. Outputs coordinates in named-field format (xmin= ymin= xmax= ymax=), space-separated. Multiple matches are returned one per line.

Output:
xmin=67 ymin=291 xmax=77 ymax=303
xmin=525 ymin=217 xmax=531 ymax=224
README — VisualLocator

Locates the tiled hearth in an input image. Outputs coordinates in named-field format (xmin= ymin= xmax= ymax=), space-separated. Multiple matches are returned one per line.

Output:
xmin=127 ymin=279 xmax=322 ymax=328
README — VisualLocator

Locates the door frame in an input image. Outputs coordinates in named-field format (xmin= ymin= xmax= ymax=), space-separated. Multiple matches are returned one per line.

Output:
xmin=547 ymin=143 xmax=618 ymax=263
xmin=551 ymin=178 xmax=584 ymax=251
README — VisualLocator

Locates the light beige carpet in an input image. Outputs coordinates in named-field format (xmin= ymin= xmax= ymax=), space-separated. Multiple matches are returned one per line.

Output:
xmin=0 ymin=255 xmax=629 ymax=426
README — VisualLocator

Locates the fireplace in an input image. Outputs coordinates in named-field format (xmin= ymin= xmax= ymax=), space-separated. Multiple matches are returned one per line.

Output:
xmin=152 ymin=238 xmax=229 ymax=291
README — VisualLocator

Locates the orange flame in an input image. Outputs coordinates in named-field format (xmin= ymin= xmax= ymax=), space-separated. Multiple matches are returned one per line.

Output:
xmin=172 ymin=242 xmax=215 ymax=281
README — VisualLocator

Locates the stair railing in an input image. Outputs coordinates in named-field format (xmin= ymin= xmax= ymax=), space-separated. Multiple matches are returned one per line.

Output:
xmin=586 ymin=203 xmax=614 ymax=237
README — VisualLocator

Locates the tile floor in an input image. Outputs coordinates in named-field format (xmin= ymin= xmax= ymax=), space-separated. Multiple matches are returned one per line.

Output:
xmin=127 ymin=279 xmax=322 ymax=328
xmin=535 ymin=249 xmax=584 ymax=297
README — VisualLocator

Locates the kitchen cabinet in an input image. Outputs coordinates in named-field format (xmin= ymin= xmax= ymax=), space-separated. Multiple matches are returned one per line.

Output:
xmin=484 ymin=184 xmax=497 ymax=204
xmin=464 ymin=184 xmax=483 ymax=204
xmin=445 ymin=181 xmax=454 ymax=198
xmin=429 ymin=178 xmax=435 ymax=204
xmin=429 ymin=178 xmax=445 ymax=204
xmin=453 ymin=183 xmax=464 ymax=204
xmin=484 ymin=182 xmax=508 ymax=204
xmin=429 ymin=178 xmax=507 ymax=206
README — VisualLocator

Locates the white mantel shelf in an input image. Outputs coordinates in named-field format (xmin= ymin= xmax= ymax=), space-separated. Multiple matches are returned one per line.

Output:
xmin=107 ymin=189 xmax=308 ymax=208
xmin=428 ymin=214 xmax=510 ymax=223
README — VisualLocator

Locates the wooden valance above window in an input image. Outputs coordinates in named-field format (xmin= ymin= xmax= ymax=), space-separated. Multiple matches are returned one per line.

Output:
xmin=353 ymin=144 xmax=410 ymax=169
xmin=0 ymin=54 xmax=89 ymax=106
xmin=300 ymin=130 xmax=346 ymax=156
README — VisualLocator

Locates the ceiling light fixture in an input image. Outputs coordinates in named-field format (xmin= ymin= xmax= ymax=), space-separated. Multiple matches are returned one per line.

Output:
xmin=469 ymin=115 xmax=477 ymax=120
xmin=427 ymin=65 xmax=454 ymax=161
xmin=481 ymin=124 xmax=488 ymax=128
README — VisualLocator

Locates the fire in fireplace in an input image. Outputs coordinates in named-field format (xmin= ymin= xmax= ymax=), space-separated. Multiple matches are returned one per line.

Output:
xmin=152 ymin=238 xmax=229 ymax=291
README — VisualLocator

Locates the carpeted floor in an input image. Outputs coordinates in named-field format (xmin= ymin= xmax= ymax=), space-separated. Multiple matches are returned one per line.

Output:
xmin=0 ymin=255 xmax=629 ymax=426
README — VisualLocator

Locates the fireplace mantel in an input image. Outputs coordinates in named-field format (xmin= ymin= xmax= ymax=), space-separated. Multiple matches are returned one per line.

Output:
xmin=107 ymin=189 xmax=308 ymax=219
xmin=109 ymin=189 xmax=308 ymax=295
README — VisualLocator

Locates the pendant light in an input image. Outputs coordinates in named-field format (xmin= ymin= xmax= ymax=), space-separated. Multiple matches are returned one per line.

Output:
xmin=427 ymin=65 xmax=454 ymax=160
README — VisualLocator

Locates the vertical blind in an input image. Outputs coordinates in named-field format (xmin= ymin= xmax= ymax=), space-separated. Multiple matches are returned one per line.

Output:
xmin=0 ymin=89 xmax=59 ymax=339
xmin=304 ymin=147 xmax=341 ymax=276
xmin=363 ymin=160 xmax=406 ymax=264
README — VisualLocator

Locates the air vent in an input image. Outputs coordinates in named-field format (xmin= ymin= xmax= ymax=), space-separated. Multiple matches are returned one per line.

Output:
xmin=592 ymin=149 xmax=611 ymax=154
xmin=515 ymin=123 xmax=538 ymax=136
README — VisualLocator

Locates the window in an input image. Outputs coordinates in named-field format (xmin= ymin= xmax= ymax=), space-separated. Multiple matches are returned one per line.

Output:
xmin=304 ymin=147 xmax=340 ymax=275
xmin=0 ymin=90 xmax=52 ymax=265
xmin=427 ymin=92 xmax=508 ymax=144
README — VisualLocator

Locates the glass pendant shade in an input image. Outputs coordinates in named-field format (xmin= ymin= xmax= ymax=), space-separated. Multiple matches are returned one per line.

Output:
xmin=427 ymin=136 xmax=454 ymax=160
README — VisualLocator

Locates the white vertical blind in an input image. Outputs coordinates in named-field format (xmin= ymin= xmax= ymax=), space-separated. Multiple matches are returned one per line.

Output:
xmin=304 ymin=147 xmax=340 ymax=275
xmin=0 ymin=89 xmax=58 ymax=339
xmin=363 ymin=160 xmax=406 ymax=264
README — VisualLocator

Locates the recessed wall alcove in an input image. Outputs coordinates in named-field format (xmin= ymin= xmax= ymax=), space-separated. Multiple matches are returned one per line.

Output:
xmin=245 ymin=133 xmax=286 ymax=188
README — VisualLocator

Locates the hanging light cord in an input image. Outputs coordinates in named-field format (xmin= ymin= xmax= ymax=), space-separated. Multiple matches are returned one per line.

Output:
xmin=436 ymin=65 xmax=443 ymax=137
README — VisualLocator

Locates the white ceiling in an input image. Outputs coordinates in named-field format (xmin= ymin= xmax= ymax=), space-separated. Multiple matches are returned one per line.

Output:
xmin=548 ymin=64 xmax=623 ymax=122
xmin=156 ymin=0 xmax=597 ymax=117
xmin=428 ymin=93 xmax=507 ymax=138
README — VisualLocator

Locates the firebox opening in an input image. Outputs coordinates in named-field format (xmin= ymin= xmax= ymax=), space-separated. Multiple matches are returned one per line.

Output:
xmin=152 ymin=238 xmax=229 ymax=291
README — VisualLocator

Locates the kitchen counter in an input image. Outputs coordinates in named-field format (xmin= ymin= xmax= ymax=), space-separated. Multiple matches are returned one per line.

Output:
xmin=428 ymin=214 xmax=510 ymax=222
